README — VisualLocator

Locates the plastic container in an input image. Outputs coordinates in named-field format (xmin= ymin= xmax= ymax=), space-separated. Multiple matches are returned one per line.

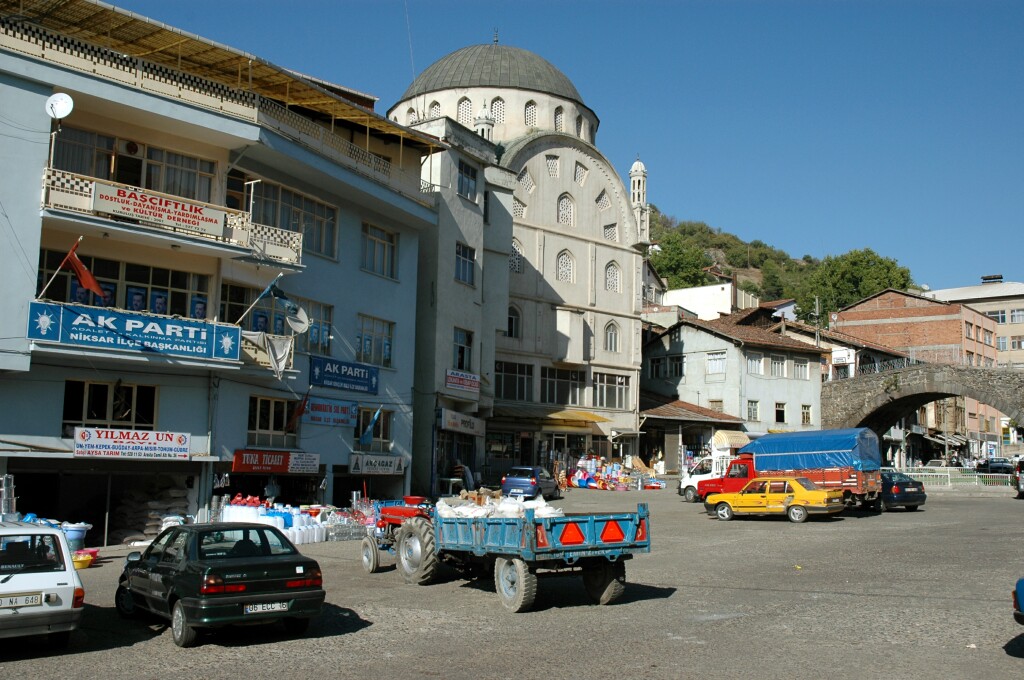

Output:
xmin=72 ymin=554 xmax=93 ymax=570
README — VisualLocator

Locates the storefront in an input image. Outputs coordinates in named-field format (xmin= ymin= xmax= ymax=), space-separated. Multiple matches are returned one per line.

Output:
xmin=487 ymin=405 xmax=610 ymax=483
xmin=222 ymin=449 xmax=324 ymax=509
xmin=435 ymin=408 xmax=484 ymax=492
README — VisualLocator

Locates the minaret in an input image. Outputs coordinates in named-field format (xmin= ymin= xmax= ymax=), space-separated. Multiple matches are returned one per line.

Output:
xmin=474 ymin=100 xmax=495 ymax=141
xmin=630 ymin=155 xmax=650 ymax=245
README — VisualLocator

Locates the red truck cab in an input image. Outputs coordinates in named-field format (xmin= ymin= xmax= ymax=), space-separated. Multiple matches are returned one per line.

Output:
xmin=697 ymin=454 xmax=755 ymax=499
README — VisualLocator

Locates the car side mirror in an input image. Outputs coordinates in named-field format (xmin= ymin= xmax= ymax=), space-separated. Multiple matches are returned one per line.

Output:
xmin=126 ymin=551 xmax=142 ymax=563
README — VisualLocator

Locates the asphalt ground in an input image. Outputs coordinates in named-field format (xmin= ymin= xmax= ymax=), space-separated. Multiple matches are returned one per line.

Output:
xmin=2 ymin=484 xmax=1022 ymax=679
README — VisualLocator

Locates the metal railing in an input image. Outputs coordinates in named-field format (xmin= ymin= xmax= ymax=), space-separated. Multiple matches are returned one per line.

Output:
xmin=892 ymin=467 xmax=1014 ymax=488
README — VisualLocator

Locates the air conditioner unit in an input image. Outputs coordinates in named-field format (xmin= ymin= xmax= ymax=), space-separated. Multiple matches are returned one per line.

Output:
xmin=118 ymin=139 xmax=143 ymax=157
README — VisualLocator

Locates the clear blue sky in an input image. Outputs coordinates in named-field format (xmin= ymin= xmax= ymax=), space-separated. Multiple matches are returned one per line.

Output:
xmin=114 ymin=0 xmax=1022 ymax=290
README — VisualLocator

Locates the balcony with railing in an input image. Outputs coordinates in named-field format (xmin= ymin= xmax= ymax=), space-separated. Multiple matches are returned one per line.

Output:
xmin=42 ymin=168 xmax=303 ymax=266
xmin=1 ymin=17 xmax=438 ymax=208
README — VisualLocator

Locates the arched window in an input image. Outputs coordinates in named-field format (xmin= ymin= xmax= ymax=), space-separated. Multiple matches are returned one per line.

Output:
xmin=491 ymin=97 xmax=505 ymax=124
xmin=457 ymin=97 xmax=472 ymax=126
xmin=575 ymin=115 xmax=583 ymax=137
xmin=406 ymin=108 xmax=417 ymax=125
xmin=524 ymin=100 xmax=537 ymax=127
xmin=604 ymin=322 xmax=620 ymax=353
xmin=605 ymin=262 xmax=621 ymax=293
xmin=556 ymin=250 xmax=574 ymax=283
xmin=509 ymin=240 xmax=524 ymax=273
xmin=557 ymin=193 xmax=574 ymax=227
xmin=507 ymin=306 xmax=521 ymax=339
xmin=429 ymin=101 xmax=441 ymax=118
xmin=554 ymin=106 xmax=564 ymax=132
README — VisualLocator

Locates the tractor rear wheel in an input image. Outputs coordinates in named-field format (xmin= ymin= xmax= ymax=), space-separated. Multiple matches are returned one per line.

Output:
xmin=396 ymin=517 xmax=439 ymax=585
xmin=494 ymin=557 xmax=537 ymax=613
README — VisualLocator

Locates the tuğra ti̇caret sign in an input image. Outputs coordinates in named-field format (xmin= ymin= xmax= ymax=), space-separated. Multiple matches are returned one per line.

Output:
xmin=232 ymin=450 xmax=320 ymax=474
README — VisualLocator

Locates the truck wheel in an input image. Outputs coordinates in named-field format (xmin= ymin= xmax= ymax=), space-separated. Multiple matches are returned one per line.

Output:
xmin=494 ymin=557 xmax=537 ymax=612
xmin=396 ymin=517 xmax=439 ymax=585
xmin=360 ymin=536 xmax=381 ymax=574
xmin=787 ymin=505 xmax=808 ymax=523
xmin=582 ymin=560 xmax=626 ymax=605
xmin=682 ymin=487 xmax=697 ymax=503
xmin=877 ymin=499 xmax=887 ymax=513
xmin=715 ymin=503 xmax=734 ymax=521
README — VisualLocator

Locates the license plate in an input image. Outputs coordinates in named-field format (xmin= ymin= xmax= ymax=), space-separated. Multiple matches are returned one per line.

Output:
xmin=1 ymin=592 xmax=42 ymax=608
xmin=510 ymin=489 xmax=523 ymax=494
xmin=244 ymin=601 xmax=288 ymax=615
xmin=904 ymin=487 xmax=919 ymax=492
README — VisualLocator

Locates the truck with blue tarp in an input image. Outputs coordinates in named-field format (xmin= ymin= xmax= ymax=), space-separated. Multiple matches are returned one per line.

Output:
xmin=362 ymin=499 xmax=651 ymax=612
xmin=695 ymin=428 xmax=883 ymax=508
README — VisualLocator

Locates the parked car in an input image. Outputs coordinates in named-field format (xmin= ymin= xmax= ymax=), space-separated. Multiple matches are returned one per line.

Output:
xmin=500 ymin=466 xmax=559 ymax=500
xmin=1013 ymin=460 xmax=1024 ymax=499
xmin=1014 ymin=577 xmax=1024 ymax=625
xmin=115 ymin=523 xmax=325 ymax=647
xmin=924 ymin=459 xmax=950 ymax=468
xmin=0 ymin=521 xmax=85 ymax=647
xmin=975 ymin=457 xmax=1014 ymax=474
xmin=879 ymin=471 xmax=926 ymax=512
xmin=703 ymin=476 xmax=846 ymax=523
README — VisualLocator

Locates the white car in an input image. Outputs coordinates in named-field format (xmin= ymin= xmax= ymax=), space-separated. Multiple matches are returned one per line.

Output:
xmin=0 ymin=521 xmax=85 ymax=647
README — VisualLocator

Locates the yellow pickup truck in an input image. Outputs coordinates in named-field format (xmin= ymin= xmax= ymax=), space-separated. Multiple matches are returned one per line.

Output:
xmin=703 ymin=476 xmax=845 ymax=523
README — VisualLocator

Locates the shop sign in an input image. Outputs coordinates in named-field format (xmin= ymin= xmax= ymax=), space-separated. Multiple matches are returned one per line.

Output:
xmin=92 ymin=182 xmax=227 ymax=237
xmin=232 ymin=450 xmax=320 ymax=474
xmin=349 ymin=454 xmax=405 ymax=475
xmin=74 ymin=427 xmax=191 ymax=460
xmin=27 ymin=301 xmax=241 ymax=361
xmin=437 ymin=408 xmax=484 ymax=435
xmin=300 ymin=396 xmax=357 ymax=427
xmin=445 ymin=369 xmax=480 ymax=393
xmin=832 ymin=348 xmax=854 ymax=365
xmin=309 ymin=356 xmax=378 ymax=394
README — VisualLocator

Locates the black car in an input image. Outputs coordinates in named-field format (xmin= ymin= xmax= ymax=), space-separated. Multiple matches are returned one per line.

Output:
xmin=879 ymin=471 xmax=927 ymax=512
xmin=115 ymin=523 xmax=325 ymax=647
xmin=975 ymin=457 xmax=1014 ymax=474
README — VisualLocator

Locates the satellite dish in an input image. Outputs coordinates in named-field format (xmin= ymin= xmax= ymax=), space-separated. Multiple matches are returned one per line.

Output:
xmin=45 ymin=93 xmax=74 ymax=120
xmin=830 ymin=313 xmax=838 ymax=322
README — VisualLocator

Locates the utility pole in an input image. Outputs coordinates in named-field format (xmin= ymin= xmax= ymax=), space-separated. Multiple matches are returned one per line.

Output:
xmin=814 ymin=296 xmax=821 ymax=348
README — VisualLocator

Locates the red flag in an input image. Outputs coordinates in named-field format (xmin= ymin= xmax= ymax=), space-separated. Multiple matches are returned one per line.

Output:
xmin=286 ymin=389 xmax=311 ymax=433
xmin=63 ymin=240 xmax=104 ymax=297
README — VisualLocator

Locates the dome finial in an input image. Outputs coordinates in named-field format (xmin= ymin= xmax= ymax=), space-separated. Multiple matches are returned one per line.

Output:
xmin=493 ymin=28 xmax=499 ymax=45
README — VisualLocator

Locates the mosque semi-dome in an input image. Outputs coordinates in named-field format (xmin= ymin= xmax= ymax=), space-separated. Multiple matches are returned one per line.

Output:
xmin=399 ymin=44 xmax=584 ymax=106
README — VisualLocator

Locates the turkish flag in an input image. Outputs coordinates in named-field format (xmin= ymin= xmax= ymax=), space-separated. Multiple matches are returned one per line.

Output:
xmin=63 ymin=240 xmax=104 ymax=297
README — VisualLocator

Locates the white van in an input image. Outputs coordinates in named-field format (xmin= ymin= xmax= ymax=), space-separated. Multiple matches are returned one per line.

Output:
xmin=0 ymin=521 xmax=85 ymax=647
xmin=677 ymin=454 xmax=734 ymax=502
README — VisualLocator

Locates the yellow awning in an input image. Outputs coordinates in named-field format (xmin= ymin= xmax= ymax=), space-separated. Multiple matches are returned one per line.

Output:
xmin=547 ymin=410 xmax=611 ymax=423
xmin=712 ymin=430 xmax=750 ymax=449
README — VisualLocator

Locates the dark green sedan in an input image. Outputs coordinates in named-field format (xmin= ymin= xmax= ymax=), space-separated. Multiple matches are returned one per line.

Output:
xmin=115 ymin=523 xmax=325 ymax=647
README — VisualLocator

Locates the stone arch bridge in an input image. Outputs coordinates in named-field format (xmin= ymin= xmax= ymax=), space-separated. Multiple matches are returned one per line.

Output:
xmin=821 ymin=364 xmax=1024 ymax=435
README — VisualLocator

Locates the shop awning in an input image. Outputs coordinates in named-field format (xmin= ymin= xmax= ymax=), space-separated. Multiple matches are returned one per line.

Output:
xmin=548 ymin=410 xmax=611 ymax=423
xmin=712 ymin=430 xmax=751 ymax=449
xmin=491 ymin=405 xmax=610 ymax=424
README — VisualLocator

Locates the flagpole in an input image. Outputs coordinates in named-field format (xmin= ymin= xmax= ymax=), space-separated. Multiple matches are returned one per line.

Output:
xmin=236 ymin=273 xmax=282 ymax=326
xmin=37 ymin=236 xmax=82 ymax=300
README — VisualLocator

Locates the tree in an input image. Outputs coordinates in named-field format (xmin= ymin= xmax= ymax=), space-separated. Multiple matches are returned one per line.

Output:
xmin=649 ymin=228 xmax=713 ymax=288
xmin=794 ymin=248 xmax=912 ymax=322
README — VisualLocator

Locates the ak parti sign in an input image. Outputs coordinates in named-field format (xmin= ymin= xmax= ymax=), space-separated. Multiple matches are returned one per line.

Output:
xmin=231 ymin=449 xmax=320 ymax=474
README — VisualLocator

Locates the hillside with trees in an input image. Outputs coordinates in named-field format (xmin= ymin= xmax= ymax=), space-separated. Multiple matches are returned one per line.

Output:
xmin=647 ymin=206 xmax=913 ymax=322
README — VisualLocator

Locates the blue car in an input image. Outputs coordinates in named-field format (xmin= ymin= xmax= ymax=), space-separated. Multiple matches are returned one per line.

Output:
xmin=1014 ymin=578 xmax=1024 ymax=625
xmin=500 ymin=466 xmax=559 ymax=500
xmin=879 ymin=471 xmax=926 ymax=512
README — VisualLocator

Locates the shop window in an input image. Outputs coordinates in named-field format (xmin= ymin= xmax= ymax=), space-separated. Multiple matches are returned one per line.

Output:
xmin=362 ymin=223 xmax=398 ymax=279
xmin=62 ymin=380 xmax=157 ymax=437
xmin=495 ymin=361 xmax=533 ymax=401
xmin=247 ymin=396 xmax=299 ymax=449
xmin=356 ymin=314 xmax=394 ymax=367
xmin=540 ymin=367 xmax=582 ymax=406
xmin=355 ymin=407 xmax=392 ymax=452
xmin=594 ymin=373 xmax=629 ymax=409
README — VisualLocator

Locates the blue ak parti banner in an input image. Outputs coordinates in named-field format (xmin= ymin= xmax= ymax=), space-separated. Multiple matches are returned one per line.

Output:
xmin=27 ymin=301 xmax=241 ymax=362
xmin=309 ymin=355 xmax=379 ymax=394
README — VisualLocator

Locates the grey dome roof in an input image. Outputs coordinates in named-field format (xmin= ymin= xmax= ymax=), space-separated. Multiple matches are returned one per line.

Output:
xmin=399 ymin=44 xmax=583 ymax=104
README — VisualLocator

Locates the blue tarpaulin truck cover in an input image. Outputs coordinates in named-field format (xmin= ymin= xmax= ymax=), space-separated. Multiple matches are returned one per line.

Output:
xmin=739 ymin=428 xmax=882 ymax=472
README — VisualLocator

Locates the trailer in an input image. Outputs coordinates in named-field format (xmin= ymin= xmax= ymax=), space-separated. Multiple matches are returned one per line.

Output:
xmin=362 ymin=500 xmax=651 ymax=612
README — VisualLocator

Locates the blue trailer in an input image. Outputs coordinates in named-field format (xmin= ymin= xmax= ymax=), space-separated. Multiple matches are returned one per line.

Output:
xmin=368 ymin=502 xmax=651 ymax=612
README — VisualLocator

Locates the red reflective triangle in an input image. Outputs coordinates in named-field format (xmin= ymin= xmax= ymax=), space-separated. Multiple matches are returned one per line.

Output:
xmin=600 ymin=520 xmax=625 ymax=543
xmin=559 ymin=522 xmax=586 ymax=546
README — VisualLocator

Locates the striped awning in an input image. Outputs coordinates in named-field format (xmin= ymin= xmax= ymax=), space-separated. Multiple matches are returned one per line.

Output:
xmin=712 ymin=430 xmax=751 ymax=450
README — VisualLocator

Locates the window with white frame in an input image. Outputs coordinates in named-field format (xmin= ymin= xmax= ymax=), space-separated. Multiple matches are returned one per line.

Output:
xmin=801 ymin=404 xmax=812 ymax=425
xmin=594 ymin=373 xmax=629 ymax=409
xmin=355 ymin=407 xmax=392 ymax=452
xmin=557 ymin=193 xmax=574 ymax=226
xmin=747 ymin=352 xmax=763 ymax=375
xmin=455 ymin=242 xmax=475 ymax=285
xmin=604 ymin=322 xmax=620 ymax=353
xmin=706 ymin=351 xmax=726 ymax=374
xmin=491 ymin=97 xmax=505 ymax=124
xmin=986 ymin=309 xmax=1006 ymax=324
xmin=507 ymin=307 xmax=521 ymax=339
xmin=247 ymin=395 xmax=300 ymax=448
xmin=361 ymin=223 xmax=397 ymax=278
xmin=540 ymin=367 xmax=583 ymax=405
xmin=997 ymin=336 xmax=1008 ymax=351
xmin=458 ymin=160 xmax=478 ymax=201
xmin=457 ymin=97 xmax=472 ymax=125
xmin=509 ymin=240 xmax=524 ymax=273
xmin=554 ymin=106 xmax=564 ymax=132
xmin=794 ymin=358 xmax=809 ymax=380
xmin=1011 ymin=309 xmax=1024 ymax=323
xmin=237 ymin=172 xmax=337 ymax=258
xmin=556 ymin=251 xmax=574 ymax=283
xmin=524 ymin=100 xmax=537 ymax=127
xmin=747 ymin=400 xmax=759 ymax=421
xmin=453 ymin=327 xmax=473 ymax=371
xmin=775 ymin=402 xmax=786 ymax=423
xmin=147 ymin=147 xmax=215 ymax=204
xmin=357 ymin=314 xmax=394 ymax=368
xmin=770 ymin=355 xmax=786 ymax=377
xmin=605 ymin=262 xmax=621 ymax=292
xmin=495 ymin=361 xmax=533 ymax=401
xmin=62 ymin=380 xmax=156 ymax=437
xmin=1013 ymin=336 xmax=1024 ymax=350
